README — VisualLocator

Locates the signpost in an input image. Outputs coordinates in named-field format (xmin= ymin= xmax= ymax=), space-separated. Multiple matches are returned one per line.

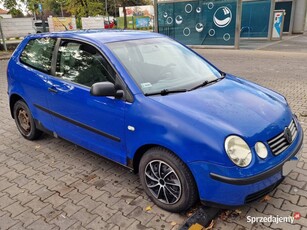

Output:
xmin=38 ymin=3 xmax=43 ymax=13
xmin=272 ymin=10 xmax=285 ymax=40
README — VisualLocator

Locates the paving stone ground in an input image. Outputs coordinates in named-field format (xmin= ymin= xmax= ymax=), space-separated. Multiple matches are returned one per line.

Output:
xmin=0 ymin=48 xmax=307 ymax=230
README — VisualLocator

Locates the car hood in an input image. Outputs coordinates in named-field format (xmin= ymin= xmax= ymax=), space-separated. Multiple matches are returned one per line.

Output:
xmin=150 ymin=76 xmax=291 ymax=142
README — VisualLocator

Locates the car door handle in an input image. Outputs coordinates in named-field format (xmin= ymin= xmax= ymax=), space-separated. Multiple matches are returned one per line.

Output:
xmin=48 ymin=86 xmax=58 ymax=93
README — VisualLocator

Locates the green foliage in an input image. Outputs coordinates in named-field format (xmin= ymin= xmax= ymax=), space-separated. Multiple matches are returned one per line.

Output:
xmin=65 ymin=0 xmax=104 ymax=17
xmin=44 ymin=0 xmax=62 ymax=16
xmin=8 ymin=8 xmax=24 ymax=17
xmin=76 ymin=16 xmax=82 ymax=29
xmin=0 ymin=0 xmax=152 ymax=21
xmin=0 ymin=0 xmax=17 ymax=11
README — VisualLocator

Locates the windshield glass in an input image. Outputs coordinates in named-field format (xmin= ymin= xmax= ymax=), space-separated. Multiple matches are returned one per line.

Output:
xmin=107 ymin=37 xmax=221 ymax=95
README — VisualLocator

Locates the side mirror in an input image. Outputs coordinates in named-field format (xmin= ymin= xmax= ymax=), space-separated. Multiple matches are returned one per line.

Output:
xmin=90 ymin=82 xmax=124 ymax=99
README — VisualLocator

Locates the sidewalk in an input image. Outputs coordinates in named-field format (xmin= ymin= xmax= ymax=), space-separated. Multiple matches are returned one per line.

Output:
xmin=240 ymin=32 xmax=307 ymax=53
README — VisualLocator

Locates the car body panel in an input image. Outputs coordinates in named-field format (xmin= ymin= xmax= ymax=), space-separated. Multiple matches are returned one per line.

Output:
xmin=7 ymin=38 xmax=54 ymax=131
xmin=44 ymin=75 xmax=128 ymax=164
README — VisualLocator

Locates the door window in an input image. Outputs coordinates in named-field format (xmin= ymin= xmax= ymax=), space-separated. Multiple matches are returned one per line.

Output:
xmin=56 ymin=41 xmax=115 ymax=87
xmin=20 ymin=37 xmax=56 ymax=74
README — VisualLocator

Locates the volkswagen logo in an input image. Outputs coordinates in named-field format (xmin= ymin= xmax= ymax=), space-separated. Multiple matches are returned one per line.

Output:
xmin=213 ymin=6 xmax=232 ymax=28
xmin=284 ymin=127 xmax=293 ymax=144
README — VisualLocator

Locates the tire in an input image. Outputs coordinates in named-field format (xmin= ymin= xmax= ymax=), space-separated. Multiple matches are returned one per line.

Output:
xmin=139 ymin=147 xmax=198 ymax=212
xmin=13 ymin=100 xmax=42 ymax=140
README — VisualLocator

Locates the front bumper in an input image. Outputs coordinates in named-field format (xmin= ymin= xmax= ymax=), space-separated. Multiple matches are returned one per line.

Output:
xmin=188 ymin=126 xmax=303 ymax=207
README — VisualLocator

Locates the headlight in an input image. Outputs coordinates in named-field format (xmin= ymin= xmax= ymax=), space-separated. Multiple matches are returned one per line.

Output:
xmin=255 ymin=142 xmax=268 ymax=159
xmin=225 ymin=135 xmax=252 ymax=167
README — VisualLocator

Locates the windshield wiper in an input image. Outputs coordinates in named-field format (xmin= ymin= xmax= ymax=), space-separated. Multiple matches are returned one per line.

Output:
xmin=190 ymin=75 xmax=225 ymax=91
xmin=219 ymin=71 xmax=226 ymax=78
xmin=145 ymin=88 xmax=187 ymax=96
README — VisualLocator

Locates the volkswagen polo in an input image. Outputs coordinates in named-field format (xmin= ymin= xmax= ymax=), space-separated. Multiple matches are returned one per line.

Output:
xmin=7 ymin=30 xmax=303 ymax=212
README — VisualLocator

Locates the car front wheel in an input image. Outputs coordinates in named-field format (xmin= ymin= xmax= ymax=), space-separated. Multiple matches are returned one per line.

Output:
xmin=13 ymin=100 xmax=42 ymax=140
xmin=139 ymin=147 xmax=198 ymax=212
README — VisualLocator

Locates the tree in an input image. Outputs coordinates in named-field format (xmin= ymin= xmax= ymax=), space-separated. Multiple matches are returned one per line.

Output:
xmin=8 ymin=8 xmax=24 ymax=17
xmin=65 ymin=0 xmax=104 ymax=17
xmin=0 ymin=0 xmax=17 ymax=11
xmin=0 ymin=0 xmax=25 ymax=18
xmin=43 ymin=0 xmax=63 ymax=17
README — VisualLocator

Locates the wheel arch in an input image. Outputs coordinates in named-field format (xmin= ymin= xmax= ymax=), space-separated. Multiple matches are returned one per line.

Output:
xmin=9 ymin=94 xmax=25 ymax=118
xmin=132 ymin=144 xmax=186 ymax=174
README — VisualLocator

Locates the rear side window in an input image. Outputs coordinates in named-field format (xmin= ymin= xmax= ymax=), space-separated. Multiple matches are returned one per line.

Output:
xmin=20 ymin=37 xmax=56 ymax=74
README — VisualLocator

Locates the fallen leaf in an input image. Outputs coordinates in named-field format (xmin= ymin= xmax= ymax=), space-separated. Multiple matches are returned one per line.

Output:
xmin=188 ymin=223 xmax=203 ymax=230
xmin=235 ymin=209 xmax=242 ymax=214
xmin=261 ymin=195 xmax=271 ymax=202
xmin=170 ymin=221 xmax=176 ymax=226
xmin=219 ymin=210 xmax=231 ymax=221
xmin=187 ymin=212 xmax=193 ymax=217
xmin=186 ymin=206 xmax=198 ymax=217
xmin=145 ymin=206 xmax=152 ymax=211
xmin=204 ymin=220 xmax=214 ymax=230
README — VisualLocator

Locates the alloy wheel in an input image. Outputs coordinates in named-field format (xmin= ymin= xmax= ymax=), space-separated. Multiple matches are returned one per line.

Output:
xmin=144 ymin=160 xmax=182 ymax=204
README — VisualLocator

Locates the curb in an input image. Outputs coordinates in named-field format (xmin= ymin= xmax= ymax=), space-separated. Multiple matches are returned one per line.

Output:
xmin=0 ymin=55 xmax=11 ymax=60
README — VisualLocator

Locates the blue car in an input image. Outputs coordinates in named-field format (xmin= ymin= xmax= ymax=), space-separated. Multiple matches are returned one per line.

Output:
xmin=7 ymin=31 xmax=303 ymax=212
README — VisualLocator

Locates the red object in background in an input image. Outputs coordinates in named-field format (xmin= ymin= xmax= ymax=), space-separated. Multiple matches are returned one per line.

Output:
xmin=104 ymin=21 xmax=115 ymax=29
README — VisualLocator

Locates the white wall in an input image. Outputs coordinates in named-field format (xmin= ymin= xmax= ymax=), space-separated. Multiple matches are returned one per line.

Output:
xmin=0 ymin=17 xmax=35 ymax=38
xmin=0 ymin=14 xmax=12 ymax=18
xmin=293 ymin=0 xmax=307 ymax=33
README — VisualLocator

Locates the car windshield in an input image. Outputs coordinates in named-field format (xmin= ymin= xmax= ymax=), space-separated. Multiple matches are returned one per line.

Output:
xmin=107 ymin=37 xmax=222 ymax=95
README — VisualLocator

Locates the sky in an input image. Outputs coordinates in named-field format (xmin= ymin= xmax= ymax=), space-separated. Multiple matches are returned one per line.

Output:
xmin=0 ymin=3 xmax=5 ymax=10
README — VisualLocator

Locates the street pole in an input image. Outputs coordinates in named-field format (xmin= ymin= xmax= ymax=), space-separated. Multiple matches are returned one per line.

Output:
xmin=154 ymin=0 xmax=158 ymax=32
xmin=39 ymin=3 xmax=47 ymax=32
xmin=0 ymin=21 xmax=8 ymax=51
xmin=234 ymin=0 xmax=242 ymax=49
xmin=61 ymin=4 xmax=64 ymax=17
xmin=105 ymin=0 xmax=110 ymax=24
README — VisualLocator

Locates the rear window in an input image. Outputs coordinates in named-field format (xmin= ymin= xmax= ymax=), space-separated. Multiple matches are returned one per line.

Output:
xmin=20 ymin=37 xmax=56 ymax=74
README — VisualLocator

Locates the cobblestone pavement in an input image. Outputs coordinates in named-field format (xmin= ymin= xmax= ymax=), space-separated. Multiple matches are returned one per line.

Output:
xmin=0 ymin=49 xmax=307 ymax=230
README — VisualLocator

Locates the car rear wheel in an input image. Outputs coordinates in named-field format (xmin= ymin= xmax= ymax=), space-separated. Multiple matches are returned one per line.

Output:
xmin=13 ymin=100 xmax=42 ymax=140
xmin=139 ymin=147 xmax=198 ymax=212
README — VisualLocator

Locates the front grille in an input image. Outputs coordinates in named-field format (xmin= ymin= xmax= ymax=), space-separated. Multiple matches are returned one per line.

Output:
xmin=245 ymin=178 xmax=283 ymax=203
xmin=267 ymin=119 xmax=297 ymax=155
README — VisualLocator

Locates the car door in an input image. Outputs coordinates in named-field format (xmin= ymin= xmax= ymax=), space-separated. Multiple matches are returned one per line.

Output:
xmin=45 ymin=39 xmax=128 ymax=164
xmin=16 ymin=37 xmax=56 ymax=132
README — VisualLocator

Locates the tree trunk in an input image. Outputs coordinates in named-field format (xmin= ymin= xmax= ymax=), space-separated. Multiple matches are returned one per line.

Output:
xmin=123 ymin=5 xmax=127 ymax=29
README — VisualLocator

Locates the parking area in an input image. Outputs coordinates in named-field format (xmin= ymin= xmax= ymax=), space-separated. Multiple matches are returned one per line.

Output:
xmin=0 ymin=47 xmax=307 ymax=229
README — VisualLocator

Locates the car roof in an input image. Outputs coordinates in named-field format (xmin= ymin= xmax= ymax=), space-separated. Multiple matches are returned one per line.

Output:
xmin=28 ymin=30 xmax=165 ymax=44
